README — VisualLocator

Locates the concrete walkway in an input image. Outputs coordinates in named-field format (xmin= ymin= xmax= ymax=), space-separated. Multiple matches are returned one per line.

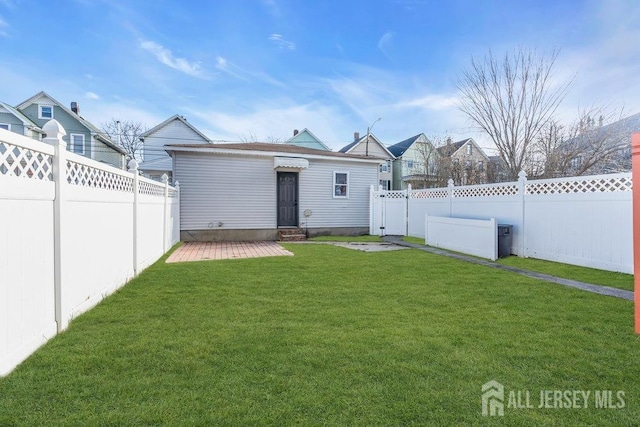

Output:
xmin=167 ymin=241 xmax=293 ymax=263
xmin=383 ymin=236 xmax=634 ymax=301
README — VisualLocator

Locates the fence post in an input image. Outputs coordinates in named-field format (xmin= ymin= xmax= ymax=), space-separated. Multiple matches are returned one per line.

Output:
xmin=174 ymin=181 xmax=180 ymax=244
xmin=406 ymin=184 xmax=411 ymax=236
xmin=518 ymin=170 xmax=527 ymax=257
xmin=162 ymin=174 xmax=169 ymax=251
xmin=129 ymin=160 xmax=139 ymax=276
xmin=447 ymin=179 xmax=454 ymax=217
xmin=631 ymin=132 xmax=640 ymax=334
xmin=46 ymin=120 xmax=67 ymax=333
xmin=369 ymin=185 xmax=375 ymax=235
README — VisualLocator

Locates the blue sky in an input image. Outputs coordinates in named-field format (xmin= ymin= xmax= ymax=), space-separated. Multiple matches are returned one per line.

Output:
xmin=1 ymin=0 xmax=638 ymax=152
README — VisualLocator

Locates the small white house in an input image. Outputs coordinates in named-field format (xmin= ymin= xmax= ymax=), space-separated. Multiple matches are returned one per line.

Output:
xmin=166 ymin=142 xmax=383 ymax=241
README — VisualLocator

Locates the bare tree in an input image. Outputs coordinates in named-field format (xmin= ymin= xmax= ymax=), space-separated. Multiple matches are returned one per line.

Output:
xmin=457 ymin=48 xmax=572 ymax=180
xmin=533 ymin=108 xmax=633 ymax=178
xmin=102 ymin=119 xmax=147 ymax=161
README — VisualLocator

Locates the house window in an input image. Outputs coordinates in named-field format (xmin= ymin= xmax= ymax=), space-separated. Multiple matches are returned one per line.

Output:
xmin=379 ymin=160 xmax=391 ymax=173
xmin=466 ymin=144 xmax=472 ymax=155
xmin=406 ymin=159 xmax=414 ymax=169
xmin=379 ymin=180 xmax=391 ymax=190
xmin=333 ymin=171 xmax=349 ymax=198
xmin=478 ymin=161 xmax=484 ymax=171
xmin=39 ymin=105 xmax=54 ymax=120
xmin=465 ymin=160 xmax=472 ymax=169
xmin=0 ymin=123 xmax=9 ymax=131
xmin=70 ymin=134 xmax=85 ymax=154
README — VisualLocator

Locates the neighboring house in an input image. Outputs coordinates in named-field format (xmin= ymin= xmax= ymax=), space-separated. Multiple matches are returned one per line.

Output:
xmin=139 ymin=114 xmax=211 ymax=181
xmin=165 ymin=142 xmax=382 ymax=241
xmin=284 ymin=128 xmax=331 ymax=151
xmin=339 ymin=131 xmax=395 ymax=190
xmin=555 ymin=112 xmax=640 ymax=177
xmin=16 ymin=91 xmax=126 ymax=169
xmin=388 ymin=133 xmax=438 ymax=189
xmin=437 ymin=138 xmax=491 ymax=185
xmin=0 ymin=101 xmax=44 ymax=140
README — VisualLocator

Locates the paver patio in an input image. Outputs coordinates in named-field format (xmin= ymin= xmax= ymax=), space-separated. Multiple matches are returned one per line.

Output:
xmin=166 ymin=241 xmax=294 ymax=263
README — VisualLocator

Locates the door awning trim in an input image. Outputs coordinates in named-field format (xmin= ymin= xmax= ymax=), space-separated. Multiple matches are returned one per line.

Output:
xmin=274 ymin=157 xmax=309 ymax=169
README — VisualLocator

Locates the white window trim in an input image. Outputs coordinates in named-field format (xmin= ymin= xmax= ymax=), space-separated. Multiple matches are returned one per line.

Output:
xmin=70 ymin=133 xmax=85 ymax=155
xmin=38 ymin=104 xmax=54 ymax=120
xmin=0 ymin=123 xmax=10 ymax=131
xmin=333 ymin=171 xmax=349 ymax=198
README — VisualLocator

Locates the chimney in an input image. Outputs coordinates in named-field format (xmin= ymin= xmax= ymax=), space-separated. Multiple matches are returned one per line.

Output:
xmin=71 ymin=102 xmax=79 ymax=115
xmin=446 ymin=137 xmax=452 ymax=145
xmin=293 ymin=129 xmax=299 ymax=136
xmin=354 ymin=131 xmax=360 ymax=141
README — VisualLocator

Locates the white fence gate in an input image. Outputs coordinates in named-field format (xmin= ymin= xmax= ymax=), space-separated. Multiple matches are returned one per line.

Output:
xmin=0 ymin=121 xmax=180 ymax=376
xmin=369 ymin=187 xmax=407 ymax=235
xmin=370 ymin=172 xmax=633 ymax=273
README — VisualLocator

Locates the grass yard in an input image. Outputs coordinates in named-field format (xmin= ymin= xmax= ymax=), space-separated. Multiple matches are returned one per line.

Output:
xmin=1 ymin=244 xmax=639 ymax=425
xmin=308 ymin=234 xmax=383 ymax=242
xmin=402 ymin=236 xmax=633 ymax=291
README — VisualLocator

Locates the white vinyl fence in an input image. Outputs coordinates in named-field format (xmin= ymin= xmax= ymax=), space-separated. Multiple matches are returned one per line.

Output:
xmin=370 ymin=171 xmax=633 ymax=273
xmin=0 ymin=121 xmax=180 ymax=376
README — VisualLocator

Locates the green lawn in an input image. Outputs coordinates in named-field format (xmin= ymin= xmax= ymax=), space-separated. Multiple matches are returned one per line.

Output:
xmin=308 ymin=234 xmax=383 ymax=242
xmin=403 ymin=236 xmax=633 ymax=291
xmin=1 ymin=244 xmax=638 ymax=425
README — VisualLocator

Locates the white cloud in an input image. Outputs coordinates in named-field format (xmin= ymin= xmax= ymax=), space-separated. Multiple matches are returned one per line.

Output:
xmin=268 ymin=34 xmax=296 ymax=51
xmin=377 ymin=31 xmax=395 ymax=59
xmin=0 ymin=16 xmax=8 ymax=37
xmin=395 ymin=94 xmax=459 ymax=110
xmin=139 ymin=40 xmax=205 ymax=78
xmin=214 ymin=55 xmax=284 ymax=87
xmin=85 ymin=91 xmax=99 ymax=100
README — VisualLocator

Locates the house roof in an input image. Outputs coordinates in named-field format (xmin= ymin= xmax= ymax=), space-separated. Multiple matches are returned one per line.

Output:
xmin=338 ymin=133 xmax=396 ymax=158
xmin=16 ymin=91 xmax=127 ymax=155
xmin=284 ymin=128 xmax=330 ymax=151
xmin=0 ymin=101 xmax=43 ymax=133
xmin=437 ymin=138 xmax=472 ymax=157
xmin=387 ymin=133 xmax=427 ymax=157
xmin=140 ymin=114 xmax=211 ymax=142
xmin=165 ymin=142 xmax=385 ymax=162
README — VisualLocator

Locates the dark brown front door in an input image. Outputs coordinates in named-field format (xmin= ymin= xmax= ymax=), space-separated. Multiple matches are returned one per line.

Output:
xmin=277 ymin=172 xmax=298 ymax=227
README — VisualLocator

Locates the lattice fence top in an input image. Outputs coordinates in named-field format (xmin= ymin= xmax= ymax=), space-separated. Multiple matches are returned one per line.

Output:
xmin=526 ymin=175 xmax=632 ymax=195
xmin=0 ymin=140 xmax=53 ymax=181
xmin=410 ymin=189 xmax=448 ymax=199
xmin=139 ymin=179 xmax=165 ymax=197
xmin=453 ymin=183 xmax=518 ymax=198
xmin=66 ymin=160 xmax=134 ymax=192
xmin=371 ymin=190 xmax=408 ymax=199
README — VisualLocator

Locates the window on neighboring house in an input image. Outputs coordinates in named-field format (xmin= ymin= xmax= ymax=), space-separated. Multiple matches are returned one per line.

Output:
xmin=379 ymin=159 xmax=391 ymax=173
xmin=465 ymin=160 xmax=472 ymax=169
xmin=466 ymin=144 xmax=472 ymax=155
xmin=406 ymin=159 xmax=414 ymax=169
xmin=39 ymin=105 xmax=53 ymax=120
xmin=454 ymin=158 xmax=459 ymax=165
xmin=0 ymin=123 xmax=9 ymax=131
xmin=478 ymin=161 xmax=484 ymax=171
xmin=70 ymin=134 xmax=85 ymax=154
xmin=333 ymin=171 xmax=349 ymax=198
xmin=379 ymin=180 xmax=391 ymax=190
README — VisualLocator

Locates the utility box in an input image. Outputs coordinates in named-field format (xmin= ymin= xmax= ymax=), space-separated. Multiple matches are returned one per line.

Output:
xmin=497 ymin=224 xmax=513 ymax=258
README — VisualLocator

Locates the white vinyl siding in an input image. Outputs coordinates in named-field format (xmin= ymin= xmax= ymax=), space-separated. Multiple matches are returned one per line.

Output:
xmin=299 ymin=160 xmax=377 ymax=228
xmin=174 ymin=152 xmax=378 ymax=231
xmin=143 ymin=119 xmax=208 ymax=163
xmin=175 ymin=153 xmax=277 ymax=230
